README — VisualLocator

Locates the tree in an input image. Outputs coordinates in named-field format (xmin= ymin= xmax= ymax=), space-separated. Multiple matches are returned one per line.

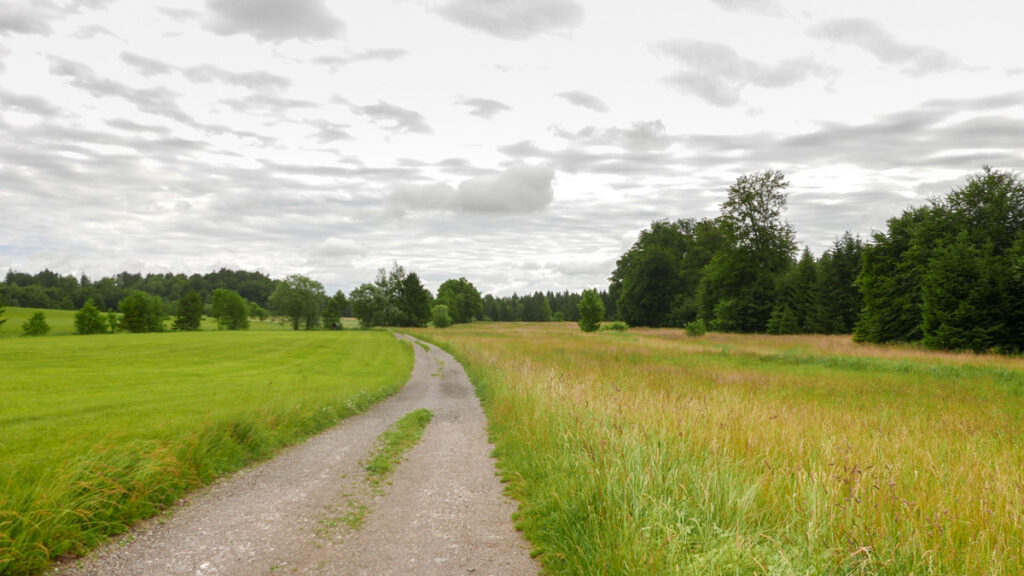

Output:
xmin=577 ymin=289 xmax=605 ymax=332
xmin=74 ymin=299 xmax=108 ymax=335
xmin=269 ymin=275 xmax=325 ymax=330
xmin=435 ymin=278 xmax=482 ymax=324
xmin=431 ymin=304 xmax=453 ymax=328
xmin=698 ymin=170 xmax=796 ymax=332
xmin=119 ymin=291 xmax=166 ymax=333
xmin=174 ymin=290 xmax=203 ymax=331
xmin=349 ymin=283 xmax=390 ymax=328
xmin=806 ymin=232 xmax=863 ymax=334
xmin=397 ymin=272 xmax=433 ymax=327
xmin=22 ymin=312 xmax=50 ymax=336
xmin=211 ymin=288 xmax=250 ymax=330
xmin=322 ymin=290 xmax=348 ymax=329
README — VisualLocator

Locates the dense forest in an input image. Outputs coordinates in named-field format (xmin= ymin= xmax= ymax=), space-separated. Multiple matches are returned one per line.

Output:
xmin=3 ymin=166 xmax=1021 ymax=352
xmin=611 ymin=166 xmax=1023 ymax=352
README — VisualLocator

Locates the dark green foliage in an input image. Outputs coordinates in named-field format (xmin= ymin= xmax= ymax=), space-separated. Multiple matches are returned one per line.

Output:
xmin=806 ymin=233 xmax=863 ymax=334
xmin=22 ymin=312 xmax=50 ymax=336
xmin=684 ymin=318 xmax=706 ymax=337
xmin=210 ymin=288 xmax=250 ymax=330
xmin=431 ymin=304 xmax=453 ymax=328
xmin=612 ymin=218 xmax=722 ymax=327
xmin=766 ymin=304 xmax=801 ymax=335
xmin=74 ymin=299 xmax=108 ymax=335
xmin=269 ymin=275 xmax=325 ymax=330
xmin=348 ymin=264 xmax=432 ymax=328
xmin=173 ymin=291 xmax=203 ymax=331
xmin=698 ymin=170 xmax=796 ymax=333
xmin=521 ymin=292 xmax=553 ymax=322
xmin=322 ymin=290 xmax=348 ymax=329
xmin=350 ymin=282 xmax=390 ymax=328
xmin=249 ymin=303 xmax=269 ymax=321
xmin=0 ymin=300 xmax=6 ymax=328
xmin=397 ymin=272 xmax=432 ymax=327
xmin=436 ymin=277 xmax=482 ymax=324
xmin=577 ymin=289 xmax=605 ymax=332
xmin=856 ymin=167 xmax=1024 ymax=352
xmin=118 ymin=291 xmax=166 ymax=333
xmin=1 ymin=267 xmax=276 ymax=312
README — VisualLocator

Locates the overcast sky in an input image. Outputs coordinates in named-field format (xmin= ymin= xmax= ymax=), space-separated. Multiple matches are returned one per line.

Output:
xmin=1 ymin=0 xmax=1022 ymax=295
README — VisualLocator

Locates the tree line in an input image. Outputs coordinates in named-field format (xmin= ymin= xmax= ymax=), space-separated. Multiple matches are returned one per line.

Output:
xmin=611 ymin=166 xmax=1023 ymax=353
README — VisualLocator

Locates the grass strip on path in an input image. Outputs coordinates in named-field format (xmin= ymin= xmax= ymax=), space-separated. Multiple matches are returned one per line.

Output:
xmin=365 ymin=409 xmax=433 ymax=489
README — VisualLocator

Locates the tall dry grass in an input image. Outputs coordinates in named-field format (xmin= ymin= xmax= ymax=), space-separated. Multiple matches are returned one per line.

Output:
xmin=409 ymin=323 xmax=1024 ymax=575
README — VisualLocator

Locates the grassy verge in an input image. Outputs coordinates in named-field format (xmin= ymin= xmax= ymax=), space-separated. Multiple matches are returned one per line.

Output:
xmin=0 ymin=331 xmax=413 ymax=576
xmin=365 ymin=409 xmax=434 ymax=488
xmin=408 ymin=323 xmax=1024 ymax=575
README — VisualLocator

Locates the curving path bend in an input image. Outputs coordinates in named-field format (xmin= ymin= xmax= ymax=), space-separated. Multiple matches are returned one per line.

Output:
xmin=52 ymin=334 xmax=538 ymax=576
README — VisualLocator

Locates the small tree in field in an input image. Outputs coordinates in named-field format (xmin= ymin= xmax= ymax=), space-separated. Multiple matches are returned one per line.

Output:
xmin=22 ymin=312 xmax=50 ymax=336
xmin=75 ymin=299 xmax=108 ymax=334
xmin=577 ymin=289 xmax=605 ymax=332
xmin=174 ymin=290 xmax=203 ymax=331
xmin=431 ymin=304 xmax=453 ymax=328
xmin=211 ymin=288 xmax=250 ymax=330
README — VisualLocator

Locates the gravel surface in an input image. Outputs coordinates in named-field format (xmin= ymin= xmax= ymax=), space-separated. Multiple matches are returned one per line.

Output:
xmin=52 ymin=334 xmax=539 ymax=576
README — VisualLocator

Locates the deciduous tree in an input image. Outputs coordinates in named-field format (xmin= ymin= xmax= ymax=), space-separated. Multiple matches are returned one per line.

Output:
xmin=211 ymin=288 xmax=250 ymax=330
xmin=173 ymin=290 xmax=203 ymax=331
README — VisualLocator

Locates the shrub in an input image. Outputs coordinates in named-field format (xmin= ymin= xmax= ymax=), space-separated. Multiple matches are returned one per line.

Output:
xmin=75 ymin=299 xmax=108 ymax=335
xmin=601 ymin=321 xmax=629 ymax=332
xmin=577 ymin=289 xmax=605 ymax=332
xmin=685 ymin=318 xmax=707 ymax=337
xmin=22 ymin=312 xmax=50 ymax=336
xmin=431 ymin=305 xmax=452 ymax=328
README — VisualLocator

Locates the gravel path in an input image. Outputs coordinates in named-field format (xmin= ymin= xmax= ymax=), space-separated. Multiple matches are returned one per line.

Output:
xmin=52 ymin=334 xmax=539 ymax=576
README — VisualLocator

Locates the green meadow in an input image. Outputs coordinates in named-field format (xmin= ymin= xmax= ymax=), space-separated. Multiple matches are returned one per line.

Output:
xmin=409 ymin=323 xmax=1024 ymax=576
xmin=0 ymin=329 xmax=412 ymax=576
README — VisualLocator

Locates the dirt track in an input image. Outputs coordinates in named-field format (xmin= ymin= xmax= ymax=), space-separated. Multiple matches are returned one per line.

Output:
xmin=52 ymin=334 xmax=539 ymax=576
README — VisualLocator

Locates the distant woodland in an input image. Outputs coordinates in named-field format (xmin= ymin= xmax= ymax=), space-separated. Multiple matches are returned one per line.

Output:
xmin=2 ymin=166 xmax=1021 ymax=353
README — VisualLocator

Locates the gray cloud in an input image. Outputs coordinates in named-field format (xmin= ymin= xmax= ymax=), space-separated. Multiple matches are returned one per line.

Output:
xmin=556 ymin=90 xmax=609 ymax=112
xmin=183 ymin=65 xmax=291 ymax=91
xmin=460 ymin=97 xmax=513 ymax=119
xmin=553 ymin=120 xmax=672 ymax=151
xmin=357 ymin=101 xmax=433 ymax=135
xmin=0 ymin=5 xmax=52 ymax=35
xmin=121 ymin=53 xmax=175 ymax=77
xmin=392 ymin=163 xmax=556 ymax=214
xmin=313 ymin=48 xmax=408 ymax=69
xmin=659 ymin=39 xmax=831 ymax=106
xmin=438 ymin=0 xmax=584 ymax=40
xmin=206 ymin=0 xmax=344 ymax=41
xmin=708 ymin=0 xmax=782 ymax=16
xmin=810 ymin=18 xmax=960 ymax=76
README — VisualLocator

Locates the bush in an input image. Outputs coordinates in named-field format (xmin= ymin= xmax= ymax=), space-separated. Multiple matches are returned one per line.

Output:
xmin=577 ymin=289 xmax=605 ymax=332
xmin=22 ymin=312 xmax=50 ymax=336
xmin=601 ymin=321 xmax=629 ymax=332
xmin=75 ymin=299 xmax=108 ymax=335
xmin=685 ymin=318 xmax=707 ymax=337
xmin=431 ymin=305 xmax=452 ymax=328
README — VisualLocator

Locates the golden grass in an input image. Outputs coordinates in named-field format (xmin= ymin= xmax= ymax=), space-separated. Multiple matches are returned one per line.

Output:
xmin=408 ymin=323 xmax=1024 ymax=575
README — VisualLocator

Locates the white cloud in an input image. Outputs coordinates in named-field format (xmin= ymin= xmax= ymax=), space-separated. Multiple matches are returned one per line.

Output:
xmin=810 ymin=18 xmax=960 ymax=77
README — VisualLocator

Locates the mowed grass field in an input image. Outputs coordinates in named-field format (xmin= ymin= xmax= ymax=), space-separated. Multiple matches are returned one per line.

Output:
xmin=408 ymin=323 xmax=1024 ymax=575
xmin=0 ymin=330 xmax=412 ymax=576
